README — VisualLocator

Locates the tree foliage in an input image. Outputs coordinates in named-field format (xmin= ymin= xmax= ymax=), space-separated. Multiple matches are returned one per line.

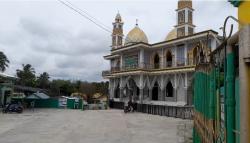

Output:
xmin=15 ymin=63 xmax=109 ymax=97
xmin=37 ymin=72 xmax=50 ymax=89
xmin=0 ymin=51 xmax=9 ymax=72
xmin=16 ymin=64 xmax=36 ymax=87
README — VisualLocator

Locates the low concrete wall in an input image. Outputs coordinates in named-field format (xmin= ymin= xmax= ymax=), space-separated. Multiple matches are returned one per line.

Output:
xmin=109 ymin=100 xmax=193 ymax=119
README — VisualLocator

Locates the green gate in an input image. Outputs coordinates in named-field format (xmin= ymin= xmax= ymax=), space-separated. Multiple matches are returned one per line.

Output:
xmin=193 ymin=47 xmax=240 ymax=143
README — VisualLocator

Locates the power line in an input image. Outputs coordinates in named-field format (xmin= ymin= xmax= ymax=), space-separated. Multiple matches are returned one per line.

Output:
xmin=64 ymin=0 xmax=112 ymax=31
xmin=57 ymin=0 xmax=112 ymax=33
xmin=57 ymin=0 xmax=134 ymax=44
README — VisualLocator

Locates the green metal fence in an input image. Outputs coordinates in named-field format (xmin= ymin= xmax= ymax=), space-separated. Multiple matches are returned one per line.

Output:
xmin=193 ymin=56 xmax=239 ymax=142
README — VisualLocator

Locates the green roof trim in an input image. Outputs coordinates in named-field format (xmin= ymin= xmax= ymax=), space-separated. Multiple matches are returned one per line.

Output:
xmin=229 ymin=0 xmax=243 ymax=7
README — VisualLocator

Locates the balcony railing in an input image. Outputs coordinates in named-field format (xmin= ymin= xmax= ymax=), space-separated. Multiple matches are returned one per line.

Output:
xmin=102 ymin=70 xmax=111 ymax=77
xmin=102 ymin=58 xmax=196 ymax=76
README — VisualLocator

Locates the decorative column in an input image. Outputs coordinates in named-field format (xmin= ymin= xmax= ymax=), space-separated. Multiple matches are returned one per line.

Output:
xmin=119 ymin=77 xmax=124 ymax=101
xmin=160 ymin=89 xmax=164 ymax=101
xmin=184 ymin=8 xmax=188 ymax=35
xmin=184 ymin=73 xmax=188 ymax=103
xmin=120 ymin=55 xmax=123 ymax=70
xmin=149 ymin=89 xmax=152 ymax=101
xmin=174 ymin=46 xmax=177 ymax=66
xmin=139 ymin=49 xmax=144 ymax=68
xmin=184 ymin=43 xmax=188 ymax=65
xmin=109 ymin=79 xmax=113 ymax=99
xmin=161 ymin=48 xmax=164 ymax=68
xmin=139 ymin=75 xmax=144 ymax=103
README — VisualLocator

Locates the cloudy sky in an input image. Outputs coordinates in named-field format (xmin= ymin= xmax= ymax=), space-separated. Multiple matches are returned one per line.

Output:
xmin=0 ymin=0 xmax=237 ymax=82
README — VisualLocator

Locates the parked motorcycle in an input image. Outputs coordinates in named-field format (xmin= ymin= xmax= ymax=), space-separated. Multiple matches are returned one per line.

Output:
xmin=124 ymin=105 xmax=133 ymax=113
xmin=124 ymin=100 xmax=135 ymax=113
xmin=2 ymin=103 xmax=23 ymax=113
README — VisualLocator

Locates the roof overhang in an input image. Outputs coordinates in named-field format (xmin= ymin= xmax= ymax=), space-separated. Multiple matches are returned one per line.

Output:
xmin=0 ymin=73 xmax=17 ymax=80
xmin=104 ymin=30 xmax=219 ymax=59
xmin=111 ymin=43 xmax=150 ymax=54
xmin=151 ymin=30 xmax=219 ymax=48
xmin=103 ymin=54 xmax=120 ymax=60
xmin=103 ymin=66 xmax=195 ymax=78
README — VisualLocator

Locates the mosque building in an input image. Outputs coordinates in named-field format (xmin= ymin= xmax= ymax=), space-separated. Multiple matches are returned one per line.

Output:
xmin=102 ymin=0 xmax=221 ymax=106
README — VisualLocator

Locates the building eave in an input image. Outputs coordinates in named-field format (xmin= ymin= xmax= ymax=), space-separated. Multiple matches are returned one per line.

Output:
xmin=151 ymin=30 xmax=219 ymax=48
xmin=110 ymin=42 xmax=150 ymax=54
xmin=103 ymin=66 xmax=195 ymax=78
xmin=103 ymin=54 xmax=120 ymax=60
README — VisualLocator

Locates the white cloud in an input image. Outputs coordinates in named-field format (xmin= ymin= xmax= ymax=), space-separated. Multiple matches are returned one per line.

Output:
xmin=0 ymin=0 xmax=237 ymax=81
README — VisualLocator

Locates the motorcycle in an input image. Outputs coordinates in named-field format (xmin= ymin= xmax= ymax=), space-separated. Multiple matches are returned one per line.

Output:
xmin=2 ymin=103 xmax=23 ymax=113
xmin=124 ymin=103 xmax=135 ymax=113
xmin=124 ymin=105 xmax=133 ymax=113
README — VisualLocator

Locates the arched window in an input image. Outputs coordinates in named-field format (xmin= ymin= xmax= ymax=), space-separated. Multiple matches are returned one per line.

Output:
xmin=165 ymin=81 xmax=173 ymax=97
xmin=152 ymin=82 xmax=159 ymax=100
xmin=154 ymin=54 xmax=160 ymax=69
xmin=166 ymin=50 xmax=172 ymax=67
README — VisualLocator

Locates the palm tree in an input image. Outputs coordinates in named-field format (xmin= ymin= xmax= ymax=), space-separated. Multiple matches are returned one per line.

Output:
xmin=16 ymin=64 xmax=36 ymax=86
xmin=37 ymin=72 xmax=50 ymax=89
xmin=0 ymin=51 xmax=10 ymax=72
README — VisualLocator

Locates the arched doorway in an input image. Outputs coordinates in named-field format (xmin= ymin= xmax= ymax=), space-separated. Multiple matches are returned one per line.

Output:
xmin=114 ymin=83 xmax=120 ymax=98
xmin=165 ymin=81 xmax=173 ymax=97
xmin=136 ymin=86 xmax=140 ymax=96
xmin=154 ymin=54 xmax=160 ymax=69
xmin=152 ymin=82 xmax=159 ymax=100
xmin=128 ymin=78 xmax=139 ymax=101
xmin=166 ymin=50 xmax=172 ymax=67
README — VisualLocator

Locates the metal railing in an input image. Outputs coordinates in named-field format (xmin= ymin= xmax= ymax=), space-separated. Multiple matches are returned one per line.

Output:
xmin=102 ymin=70 xmax=111 ymax=77
xmin=102 ymin=58 xmax=196 ymax=76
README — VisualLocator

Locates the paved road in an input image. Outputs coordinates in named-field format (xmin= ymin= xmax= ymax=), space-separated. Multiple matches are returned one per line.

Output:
xmin=0 ymin=109 xmax=186 ymax=143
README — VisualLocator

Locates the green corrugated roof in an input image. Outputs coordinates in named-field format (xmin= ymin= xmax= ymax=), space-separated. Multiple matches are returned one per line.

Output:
xmin=229 ymin=0 xmax=242 ymax=7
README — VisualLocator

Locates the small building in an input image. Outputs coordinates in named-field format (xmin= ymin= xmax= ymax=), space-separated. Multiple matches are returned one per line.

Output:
xmin=14 ymin=85 xmax=47 ymax=96
xmin=91 ymin=93 xmax=108 ymax=103
xmin=0 ymin=73 xmax=16 ymax=106
xmin=26 ymin=92 xmax=50 ymax=100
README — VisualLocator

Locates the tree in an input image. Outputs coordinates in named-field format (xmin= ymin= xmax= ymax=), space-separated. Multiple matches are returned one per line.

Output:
xmin=0 ymin=51 xmax=10 ymax=72
xmin=79 ymin=81 xmax=95 ymax=96
xmin=37 ymin=72 xmax=50 ymax=89
xmin=49 ymin=80 xmax=77 ymax=97
xmin=16 ymin=64 xmax=36 ymax=87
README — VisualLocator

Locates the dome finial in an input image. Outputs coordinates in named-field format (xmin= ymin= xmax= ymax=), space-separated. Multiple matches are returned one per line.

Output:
xmin=115 ymin=12 xmax=122 ymax=22
xmin=136 ymin=19 xmax=138 ymax=26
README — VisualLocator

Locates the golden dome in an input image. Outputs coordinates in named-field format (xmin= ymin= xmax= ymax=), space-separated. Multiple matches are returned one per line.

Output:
xmin=165 ymin=28 xmax=177 ymax=41
xmin=124 ymin=25 xmax=148 ymax=45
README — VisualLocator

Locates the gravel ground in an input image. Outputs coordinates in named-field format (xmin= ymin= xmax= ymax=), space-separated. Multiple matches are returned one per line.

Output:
xmin=0 ymin=109 xmax=187 ymax=143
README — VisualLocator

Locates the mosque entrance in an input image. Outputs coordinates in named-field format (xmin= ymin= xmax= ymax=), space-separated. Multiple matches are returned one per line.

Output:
xmin=127 ymin=78 xmax=139 ymax=101
xmin=114 ymin=83 xmax=120 ymax=98
xmin=165 ymin=81 xmax=173 ymax=97
xmin=152 ymin=82 xmax=159 ymax=101
xmin=154 ymin=54 xmax=160 ymax=69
